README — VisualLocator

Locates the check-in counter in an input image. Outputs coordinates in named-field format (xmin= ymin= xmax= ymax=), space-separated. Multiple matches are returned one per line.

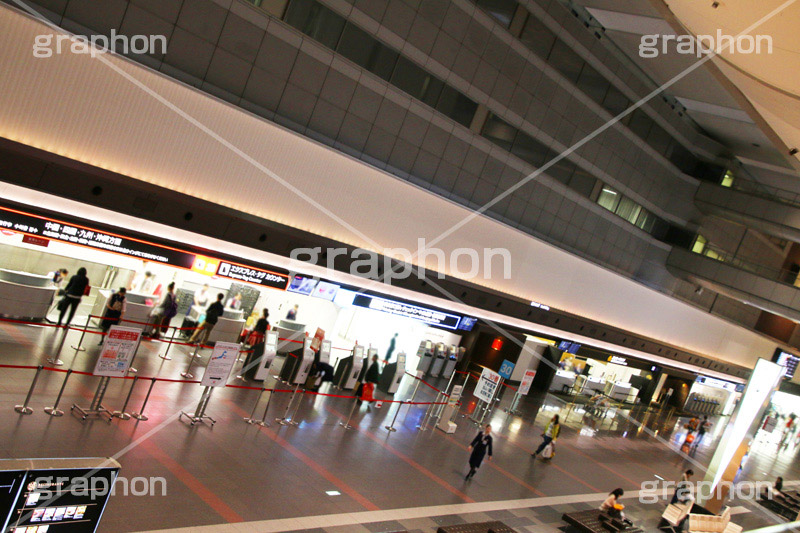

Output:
xmin=187 ymin=305 xmax=245 ymax=344
xmin=276 ymin=319 xmax=305 ymax=353
xmin=605 ymin=381 xmax=633 ymax=402
xmin=0 ymin=269 xmax=57 ymax=320
xmin=549 ymin=370 xmax=576 ymax=393
xmin=577 ymin=375 xmax=606 ymax=395
xmin=91 ymin=290 xmax=154 ymax=330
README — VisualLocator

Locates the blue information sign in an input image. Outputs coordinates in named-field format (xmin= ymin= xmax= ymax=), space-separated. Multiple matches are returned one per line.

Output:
xmin=498 ymin=359 xmax=515 ymax=379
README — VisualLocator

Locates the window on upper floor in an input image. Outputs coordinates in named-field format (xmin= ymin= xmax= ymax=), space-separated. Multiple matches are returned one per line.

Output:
xmin=597 ymin=185 xmax=620 ymax=212
xmin=634 ymin=209 xmax=657 ymax=234
xmin=568 ymin=167 xmax=598 ymax=198
xmin=692 ymin=234 xmax=707 ymax=254
xmin=284 ymin=0 xmax=345 ymax=50
xmin=391 ymin=56 xmax=444 ymax=107
xmin=575 ymin=63 xmax=610 ymax=106
xmin=519 ymin=14 xmax=557 ymax=59
xmin=436 ymin=85 xmax=478 ymax=128
xmin=721 ymin=170 xmax=735 ymax=188
xmin=482 ymin=113 xmax=517 ymax=152
xmin=337 ymin=23 xmax=399 ymax=81
xmin=615 ymin=196 xmax=642 ymax=224
xmin=475 ymin=0 xmax=519 ymax=28
xmin=547 ymin=39 xmax=584 ymax=84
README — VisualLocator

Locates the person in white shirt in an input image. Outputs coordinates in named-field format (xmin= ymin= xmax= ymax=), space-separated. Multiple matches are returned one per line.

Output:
xmin=227 ymin=293 xmax=242 ymax=310
xmin=193 ymin=284 xmax=211 ymax=308
xmin=132 ymin=271 xmax=155 ymax=294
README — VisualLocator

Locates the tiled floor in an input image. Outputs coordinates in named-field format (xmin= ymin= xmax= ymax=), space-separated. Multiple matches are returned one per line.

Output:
xmin=0 ymin=317 xmax=797 ymax=532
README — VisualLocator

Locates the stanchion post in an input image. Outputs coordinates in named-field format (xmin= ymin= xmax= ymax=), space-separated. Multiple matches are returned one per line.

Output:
xmin=71 ymin=376 xmax=113 ymax=422
xmin=70 ymin=315 xmax=91 ymax=352
xmin=181 ymin=344 xmax=200 ymax=379
xmin=179 ymin=386 xmax=216 ymax=426
xmin=44 ymin=369 xmax=73 ymax=416
xmin=286 ymin=389 xmax=304 ymax=426
xmin=257 ymin=388 xmax=274 ymax=427
xmin=277 ymin=385 xmax=300 ymax=425
xmin=14 ymin=365 xmax=43 ymax=415
xmin=159 ymin=327 xmax=178 ymax=361
xmin=132 ymin=377 xmax=156 ymax=421
xmin=385 ymin=400 xmax=404 ymax=432
xmin=112 ymin=376 xmax=138 ymax=420
xmin=47 ymin=328 xmax=69 ymax=367
xmin=408 ymin=377 xmax=422 ymax=403
xmin=244 ymin=387 xmax=266 ymax=424
xmin=417 ymin=393 xmax=440 ymax=430
xmin=339 ymin=394 xmax=360 ymax=430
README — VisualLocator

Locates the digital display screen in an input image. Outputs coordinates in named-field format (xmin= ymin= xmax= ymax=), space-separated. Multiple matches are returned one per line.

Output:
xmin=1 ymin=464 xmax=119 ymax=533
xmin=457 ymin=317 xmax=477 ymax=331
xmin=311 ymin=281 xmax=339 ymax=301
xmin=351 ymin=294 xmax=461 ymax=329
xmin=558 ymin=341 xmax=581 ymax=354
xmin=773 ymin=348 xmax=800 ymax=379
xmin=287 ymin=276 xmax=318 ymax=295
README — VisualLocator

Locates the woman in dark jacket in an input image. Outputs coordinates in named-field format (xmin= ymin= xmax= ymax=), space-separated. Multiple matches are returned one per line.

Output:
xmin=56 ymin=267 xmax=89 ymax=327
xmin=99 ymin=288 xmax=126 ymax=345
xmin=466 ymin=424 xmax=493 ymax=480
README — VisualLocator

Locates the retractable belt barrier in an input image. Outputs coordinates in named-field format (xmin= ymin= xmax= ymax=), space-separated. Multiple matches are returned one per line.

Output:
xmin=2 ymin=316 xmax=460 ymax=431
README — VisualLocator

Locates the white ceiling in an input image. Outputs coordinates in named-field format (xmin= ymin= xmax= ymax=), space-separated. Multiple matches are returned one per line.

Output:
xmin=580 ymin=0 xmax=800 ymax=185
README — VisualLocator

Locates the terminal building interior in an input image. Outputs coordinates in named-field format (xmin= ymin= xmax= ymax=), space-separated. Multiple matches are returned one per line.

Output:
xmin=1 ymin=0 xmax=800 ymax=531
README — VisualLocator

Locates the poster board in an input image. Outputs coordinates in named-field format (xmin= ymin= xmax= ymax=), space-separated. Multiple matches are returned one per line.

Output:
xmin=519 ymin=370 xmax=537 ymax=396
xmin=201 ymin=341 xmax=240 ymax=387
xmin=92 ymin=326 xmax=142 ymax=377
xmin=474 ymin=367 xmax=501 ymax=403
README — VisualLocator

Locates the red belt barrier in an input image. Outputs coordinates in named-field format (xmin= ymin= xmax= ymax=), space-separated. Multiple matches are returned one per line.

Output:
xmin=403 ymin=371 xmax=448 ymax=397
xmin=0 ymin=364 xmax=448 ymax=406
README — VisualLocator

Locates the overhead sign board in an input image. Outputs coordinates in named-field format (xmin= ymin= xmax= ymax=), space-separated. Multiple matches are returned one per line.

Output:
xmin=0 ymin=205 xmax=290 ymax=291
xmin=498 ymin=359 xmax=515 ymax=379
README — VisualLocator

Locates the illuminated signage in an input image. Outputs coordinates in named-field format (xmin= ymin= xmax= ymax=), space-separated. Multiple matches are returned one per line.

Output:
xmin=530 ymin=301 xmax=550 ymax=311
xmin=607 ymin=355 xmax=628 ymax=366
xmin=695 ymin=375 xmax=737 ymax=392
xmin=0 ymin=205 xmax=289 ymax=291
xmin=558 ymin=341 xmax=581 ymax=354
xmin=772 ymin=348 xmax=800 ymax=379
xmin=215 ymin=261 xmax=289 ymax=290
xmin=351 ymin=294 xmax=462 ymax=329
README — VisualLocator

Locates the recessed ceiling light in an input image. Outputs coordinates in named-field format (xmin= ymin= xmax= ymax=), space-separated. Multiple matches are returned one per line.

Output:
xmin=326 ymin=491 xmax=341 ymax=496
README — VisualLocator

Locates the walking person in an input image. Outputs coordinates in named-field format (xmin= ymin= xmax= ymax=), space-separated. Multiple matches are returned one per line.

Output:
xmin=384 ymin=333 xmax=398 ymax=363
xmin=532 ymin=415 xmax=560 ymax=458
xmin=465 ymin=424 xmax=493 ymax=480
xmin=148 ymin=282 xmax=177 ymax=339
xmin=56 ymin=267 xmax=89 ymax=327
xmin=691 ymin=416 xmax=711 ymax=450
xmin=98 ymin=288 xmax=126 ymax=345
xmin=188 ymin=293 xmax=225 ymax=346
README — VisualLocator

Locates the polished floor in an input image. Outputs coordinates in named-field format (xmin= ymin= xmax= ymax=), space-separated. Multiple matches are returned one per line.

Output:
xmin=0 ymin=316 xmax=797 ymax=532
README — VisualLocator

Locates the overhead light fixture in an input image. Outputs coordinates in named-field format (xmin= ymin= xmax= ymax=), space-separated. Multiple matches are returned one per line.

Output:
xmin=711 ymin=1 xmax=720 ymax=7
xmin=326 ymin=491 xmax=341 ymax=496
xmin=790 ymin=148 xmax=798 ymax=156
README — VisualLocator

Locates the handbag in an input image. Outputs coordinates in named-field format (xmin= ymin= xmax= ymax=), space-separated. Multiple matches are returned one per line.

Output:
xmin=541 ymin=442 xmax=555 ymax=459
xmin=83 ymin=283 xmax=91 ymax=296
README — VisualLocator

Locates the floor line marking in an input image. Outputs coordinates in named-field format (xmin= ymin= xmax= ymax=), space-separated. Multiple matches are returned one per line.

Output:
xmin=490 ymin=432 xmax=602 ymax=492
xmin=324 ymin=404 xmax=476 ymax=504
xmin=442 ymin=432 xmax=546 ymax=497
xmin=222 ymin=398 xmax=380 ymax=512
